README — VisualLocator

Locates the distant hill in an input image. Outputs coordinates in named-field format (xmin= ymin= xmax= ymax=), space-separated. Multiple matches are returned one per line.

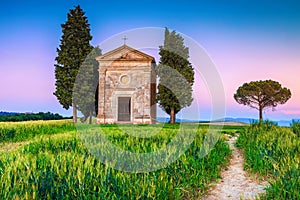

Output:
xmin=157 ymin=117 xmax=253 ymax=124
xmin=215 ymin=117 xmax=300 ymax=127
xmin=157 ymin=116 xmax=300 ymax=127
xmin=156 ymin=117 xmax=199 ymax=123
xmin=221 ymin=118 xmax=300 ymax=127
xmin=0 ymin=111 xmax=71 ymax=122
xmin=0 ymin=111 xmax=20 ymax=116
xmin=214 ymin=117 xmax=257 ymax=124
xmin=275 ymin=119 xmax=300 ymax=127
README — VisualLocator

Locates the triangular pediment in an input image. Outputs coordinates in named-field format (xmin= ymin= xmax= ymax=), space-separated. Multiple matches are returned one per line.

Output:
xmin=97 ymin=45 xmax=155 ymax=61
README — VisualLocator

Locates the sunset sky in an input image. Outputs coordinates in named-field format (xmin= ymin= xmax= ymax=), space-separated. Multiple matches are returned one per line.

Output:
xmin=0 ymin=0 xmax=299 ymax=121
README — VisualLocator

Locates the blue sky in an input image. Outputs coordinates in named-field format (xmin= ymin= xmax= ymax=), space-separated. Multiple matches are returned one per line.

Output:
xmin=0 ymin=0 xmax=299 ymax=120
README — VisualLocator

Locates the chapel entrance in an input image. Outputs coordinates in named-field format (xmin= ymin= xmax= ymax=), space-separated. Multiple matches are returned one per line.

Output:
xmin=118 ymin=97 xmax=131 ymax=121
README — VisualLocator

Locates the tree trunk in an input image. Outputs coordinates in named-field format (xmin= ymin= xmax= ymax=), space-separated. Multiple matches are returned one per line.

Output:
xmin=89 ymin=110 xmax=92 ymax=124
xmin=72 ymin=103 xmax=77 ymax=123
xmin=259 ymin=107 xmax=263 ymax=123
xmin=170 ymin=108 xmax=176 ymax=124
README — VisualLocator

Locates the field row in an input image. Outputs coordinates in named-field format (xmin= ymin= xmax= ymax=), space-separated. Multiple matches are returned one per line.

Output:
xmin=0 ymin=121 xmax=239 ymax=199
xmin=236 ymin=121 xmax=300 ymax=199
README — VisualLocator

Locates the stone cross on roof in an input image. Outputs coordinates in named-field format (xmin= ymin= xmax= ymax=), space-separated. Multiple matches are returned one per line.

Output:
xmin=122 ymin=36 xmax=128 ymax=45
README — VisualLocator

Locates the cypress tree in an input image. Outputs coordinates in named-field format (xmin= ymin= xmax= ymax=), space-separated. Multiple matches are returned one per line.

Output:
xmin=54 ymin=5 xmax=93 ymax=123
xmin=157 ymin=28 xmax=194 ymax=123
xmin=73 ymin=46 xmax=101 ymax=124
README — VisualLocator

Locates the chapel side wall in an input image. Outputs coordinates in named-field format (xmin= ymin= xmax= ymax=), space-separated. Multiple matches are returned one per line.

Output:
xmin=103 ymin=69 xmax=115 ymax=124
xmin=150 ymin=63 xmax=157 ymax=124
xmin=97 ymin=66 xmax=106 ymax=123
xmin=132 ymin=65 xmax=152 ymax=124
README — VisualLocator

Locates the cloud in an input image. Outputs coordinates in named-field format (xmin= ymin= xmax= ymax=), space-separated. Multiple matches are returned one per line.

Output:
xmin=280 ymin=109 xmax=300 ymax=115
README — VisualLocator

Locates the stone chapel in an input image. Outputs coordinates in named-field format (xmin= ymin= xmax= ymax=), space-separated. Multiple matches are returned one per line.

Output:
xmin=96 ymin=45 xmax=156 ymax=124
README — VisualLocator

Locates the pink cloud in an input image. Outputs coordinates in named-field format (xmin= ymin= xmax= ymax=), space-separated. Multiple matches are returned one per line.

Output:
xmin=280 ymin=109 xmax=300 ymax=115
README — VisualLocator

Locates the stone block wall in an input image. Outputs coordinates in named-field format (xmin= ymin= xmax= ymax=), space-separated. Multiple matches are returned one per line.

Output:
xmin=96 ymin=45 xmax=156 ymax=124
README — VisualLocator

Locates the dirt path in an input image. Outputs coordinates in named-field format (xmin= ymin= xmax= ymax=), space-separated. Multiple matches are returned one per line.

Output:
xmin=203 ymin=135 xmax=268 ymax=200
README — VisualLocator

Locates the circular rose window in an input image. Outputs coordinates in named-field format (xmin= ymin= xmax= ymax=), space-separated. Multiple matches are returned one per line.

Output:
xmin=120 ymin=75 xmax=130 ymax=84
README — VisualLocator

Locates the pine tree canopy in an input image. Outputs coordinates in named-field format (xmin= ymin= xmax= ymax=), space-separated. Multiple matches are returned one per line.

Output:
xmin=234 ymin=79 xmax=291 ymax=121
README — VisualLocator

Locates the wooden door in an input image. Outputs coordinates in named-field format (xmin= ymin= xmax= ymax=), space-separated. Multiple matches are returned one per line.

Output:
xmin=118 ymin=97 xmax=131 ymax=121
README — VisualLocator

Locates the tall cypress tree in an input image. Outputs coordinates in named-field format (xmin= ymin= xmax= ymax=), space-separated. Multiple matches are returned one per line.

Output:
xmin=157 ymin=28 xmax=194 ymax=124
xmin=73 ymin=46 xmax=101 ymax=124
xmin=54 ymin=5 xmax=93 ymax=123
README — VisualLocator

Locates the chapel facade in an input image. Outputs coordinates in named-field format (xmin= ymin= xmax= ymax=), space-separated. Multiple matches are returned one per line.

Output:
xmin=96 ymin=45 xmax=156 ymax=124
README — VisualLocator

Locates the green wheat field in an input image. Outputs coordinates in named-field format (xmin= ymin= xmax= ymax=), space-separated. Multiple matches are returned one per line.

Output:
xmin=0 ymin=120 xmax=299 ymax=199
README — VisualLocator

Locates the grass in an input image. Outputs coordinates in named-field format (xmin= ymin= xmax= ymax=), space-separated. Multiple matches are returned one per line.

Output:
xmin=0 ymin=120 xmax=75 ymax=142
xmin=0 ymin=120 xmax=244 ymax=199
xmin=236 ymin=121 xmax=300 ymax=199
